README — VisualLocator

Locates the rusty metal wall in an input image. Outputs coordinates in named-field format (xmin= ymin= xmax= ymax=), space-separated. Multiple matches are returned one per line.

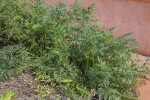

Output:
xmin=43 ymin=0 xmax=150 ymax=56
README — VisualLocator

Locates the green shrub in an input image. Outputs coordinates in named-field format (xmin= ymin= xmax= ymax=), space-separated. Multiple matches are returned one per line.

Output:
xmin=0 ymin=45 xmax=31 ymax=81
xmin=0 ymin=0 xmax=149 ymax=100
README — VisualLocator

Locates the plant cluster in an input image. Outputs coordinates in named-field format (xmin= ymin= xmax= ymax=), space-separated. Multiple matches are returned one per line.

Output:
xmin=0 ymin=0 xmax=149 ymax=100
xmin=0 ymin=89 xmax=17 ymax=100
xmin=0 ymin=44 xmax=31 ymax=81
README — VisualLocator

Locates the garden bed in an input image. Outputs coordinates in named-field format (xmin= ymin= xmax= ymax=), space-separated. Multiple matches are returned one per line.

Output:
xmin=0 ymin=0 xmax=149 ymax=100
xmin=0 ymin=73 xmax=66 ymax=100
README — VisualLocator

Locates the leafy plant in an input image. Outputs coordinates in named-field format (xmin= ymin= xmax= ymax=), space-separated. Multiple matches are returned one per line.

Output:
xmin=0 ymin=45 xmax=31 ymax=81
xmin=0 ymin=0 xmax=149 ymax=100
xmin=0 ymin=89 xmax=17 ymax=100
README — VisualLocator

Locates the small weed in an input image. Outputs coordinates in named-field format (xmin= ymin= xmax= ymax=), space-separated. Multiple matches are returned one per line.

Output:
xmin=0 ymin=89 xmax=17 ymax=100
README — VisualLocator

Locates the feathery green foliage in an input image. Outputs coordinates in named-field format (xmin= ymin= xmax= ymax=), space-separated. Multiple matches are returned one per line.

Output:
xmin=0 ymin=45 xmax=32 ymax=81
xmin=0 ymin=0 xmax=149 ymax=100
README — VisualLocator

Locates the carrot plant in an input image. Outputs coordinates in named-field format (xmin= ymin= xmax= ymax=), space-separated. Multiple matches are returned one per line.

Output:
xmin=0 ymin=0 xmax=149 ymax=100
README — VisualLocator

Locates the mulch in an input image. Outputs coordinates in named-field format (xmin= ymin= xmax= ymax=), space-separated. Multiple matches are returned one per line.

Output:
xmin=0 ymin=73 xmax=67 ymax=100
xmin=0 ymin=73 xmax=38 ymax=100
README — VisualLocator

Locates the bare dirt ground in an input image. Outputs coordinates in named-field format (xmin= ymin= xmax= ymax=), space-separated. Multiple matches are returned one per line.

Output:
xmin=137 ymin=55 xmax=150 ymax=100
xmin=0 ymin=73 xmax=66 ymax=100
xmin=0 ymin=73 xmax=39 ymax=100
xmin=0 ymin=73 xmax=38 ymax=100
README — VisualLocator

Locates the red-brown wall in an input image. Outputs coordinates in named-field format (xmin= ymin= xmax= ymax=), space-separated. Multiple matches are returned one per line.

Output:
xmin=43 ymin=0 xmax=150 ymax=56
